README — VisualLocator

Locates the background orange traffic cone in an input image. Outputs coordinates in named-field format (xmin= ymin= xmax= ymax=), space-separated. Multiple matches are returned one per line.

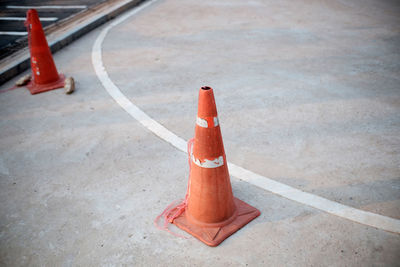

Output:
xmin=163 ymin=86 xmax=260 ymax=246
xmin=25 ymin=9 xmax=65 ymax=94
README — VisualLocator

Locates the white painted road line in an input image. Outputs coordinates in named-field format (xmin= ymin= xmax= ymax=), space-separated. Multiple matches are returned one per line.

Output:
xmin=91 ymin=0 xmax=400 ymax=234
xmin=6 ymin=5 xmax=87 ymax=9
xmin=0 ymin=31 xmax=27 ymax=36
xmin=0 ymin=17 xmax=58 ymax=21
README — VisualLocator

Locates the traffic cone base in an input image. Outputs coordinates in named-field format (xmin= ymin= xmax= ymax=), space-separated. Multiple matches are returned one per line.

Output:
xmin=173 ymin=197 xmax=260 ymax=247
xmin=27 ymin=73 xmax=65 ymax=94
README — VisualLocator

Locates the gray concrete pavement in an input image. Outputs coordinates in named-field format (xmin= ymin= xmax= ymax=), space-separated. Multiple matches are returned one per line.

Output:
xmin=0 ymin=0 xmax=400 ymax=266
xmin=103 ymin=0 xmax=400 ymax=218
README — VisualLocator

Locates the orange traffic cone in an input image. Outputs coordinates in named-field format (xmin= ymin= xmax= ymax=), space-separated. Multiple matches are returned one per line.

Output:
xmin=160 ymin=86 xmax=260 ymax=246
xmin=25 ymin=9 xmax=65 ymax=94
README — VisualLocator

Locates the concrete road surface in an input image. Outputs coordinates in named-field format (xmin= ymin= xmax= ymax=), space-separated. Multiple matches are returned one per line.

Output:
xmin=0 ymin=0 xmax=399 ymax=266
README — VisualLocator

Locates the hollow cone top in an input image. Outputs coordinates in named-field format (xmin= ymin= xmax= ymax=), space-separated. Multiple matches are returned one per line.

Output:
xmin=193 ymin=86 xmax=223 ymax=160
xmin=26 ymin=9 xmax=41 ymax=29
xmin=197 ymin=86 xmax=218 ymax=118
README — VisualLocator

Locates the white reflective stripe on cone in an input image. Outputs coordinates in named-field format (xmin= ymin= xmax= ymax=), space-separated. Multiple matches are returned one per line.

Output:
xmin=196 ymin=116 xmax=219 ymax=128
xmin=192 ymin=155 xmax=224 ymax=168
xmin=196 ymin=117 xmax=208 ymax=128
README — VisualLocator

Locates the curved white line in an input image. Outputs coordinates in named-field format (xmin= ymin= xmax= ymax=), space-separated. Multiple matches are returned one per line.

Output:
xmin=91 ymin=0 xmax=400 ymax=234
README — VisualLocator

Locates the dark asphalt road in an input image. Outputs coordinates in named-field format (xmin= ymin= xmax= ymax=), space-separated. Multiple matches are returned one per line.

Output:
xmin=0 ymin=0 xmax=106 ymax=59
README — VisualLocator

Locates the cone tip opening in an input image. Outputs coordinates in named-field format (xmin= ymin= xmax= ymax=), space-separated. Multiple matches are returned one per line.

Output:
xmin=26 ymin=9 xmax=38 ymax=21
xmin=27 ymin=8 xmax=37 ymax=15
xmin=201 ymin=86 xmax=212 ymax=91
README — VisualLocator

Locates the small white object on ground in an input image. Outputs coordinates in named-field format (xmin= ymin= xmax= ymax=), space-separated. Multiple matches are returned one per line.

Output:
xmin=64 ymin=77 xmax=75 ymax=94
xmin=15 ymin=74 xmax=31 ymax=86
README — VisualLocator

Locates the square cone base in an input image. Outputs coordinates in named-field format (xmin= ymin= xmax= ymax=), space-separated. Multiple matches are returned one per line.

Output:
xmin=27 ymin=74 xmax=65 ymax=95
xmin=173 ymin=198 xmax=260 ymax=247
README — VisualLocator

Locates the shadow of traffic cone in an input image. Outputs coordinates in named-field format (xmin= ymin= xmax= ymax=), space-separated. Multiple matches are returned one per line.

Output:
xmin=170 ymin=86 xmax=260 ymax=246
xmin=25 ymin=9 xmax=65 ymax=94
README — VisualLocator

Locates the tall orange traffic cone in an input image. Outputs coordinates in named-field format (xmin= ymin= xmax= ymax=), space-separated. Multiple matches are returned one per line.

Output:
xmin=159 ymin=86 xmax=260 ymax=246
xmin=25 ymin=9 xmax=65 ymax=94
